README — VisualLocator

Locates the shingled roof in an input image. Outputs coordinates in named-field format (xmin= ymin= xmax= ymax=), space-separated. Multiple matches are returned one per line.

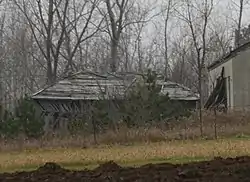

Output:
xmin=32 ymin=71 xmax=199 ymax=101
xmin=157 ymin=80 xmax=199 ymax=101
xmin=32 ymin=71 xmax=134 ymax=100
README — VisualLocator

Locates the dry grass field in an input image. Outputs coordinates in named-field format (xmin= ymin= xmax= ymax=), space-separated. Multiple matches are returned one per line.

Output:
xmin=1 ymin=110 xmax=250 ymax=174
xmin=1 ymin=110 xmax=250 ymax=150
xmin=1 ymin=112 xmax=250 ymax=181
xmin=1 ymin=138 xmax=250 ymax=173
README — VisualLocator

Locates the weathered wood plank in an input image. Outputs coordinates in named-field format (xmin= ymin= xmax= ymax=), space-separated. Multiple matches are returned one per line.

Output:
xmin=32 ymin=71 xmax=199 ymax=102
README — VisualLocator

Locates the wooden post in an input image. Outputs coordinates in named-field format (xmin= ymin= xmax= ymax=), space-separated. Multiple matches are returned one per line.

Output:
xmin=184 ymin=122 xmax=188 ymax=140
xmin=213 ymin=107 xmax=218 ymax=140
xmin=43 ymin=112 xmax=52 ymax=136
xmin=92 ymin=116 xmax=97 ymax=145
xmin=90 ymin=103 xmax=97 ymax=145
xmin=196 ymin=101 xmax=203 ymax=138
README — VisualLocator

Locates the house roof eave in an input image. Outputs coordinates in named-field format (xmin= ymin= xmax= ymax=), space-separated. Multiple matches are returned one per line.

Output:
xmin=207 ymin=41 xmax=250 ymax=71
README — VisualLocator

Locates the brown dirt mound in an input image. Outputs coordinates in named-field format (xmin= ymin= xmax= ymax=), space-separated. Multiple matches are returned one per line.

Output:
xmin=94 ymin=161 xmax=122 ymax=172
xmin=1 ymin=156 xmax=250 ymax=181
xmin=37 ymin=162 xmax=66 ymax=172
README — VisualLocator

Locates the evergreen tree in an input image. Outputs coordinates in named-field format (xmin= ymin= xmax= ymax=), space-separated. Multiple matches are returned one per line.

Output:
xmin=0 ymin=96 xmax=44 ymax=139
xmin=121 ymin=69 xmax=191 ymax=126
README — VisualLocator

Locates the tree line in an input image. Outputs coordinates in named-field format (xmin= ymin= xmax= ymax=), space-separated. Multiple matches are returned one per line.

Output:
xmin=0 ymin=0 xmax=249 ymax=114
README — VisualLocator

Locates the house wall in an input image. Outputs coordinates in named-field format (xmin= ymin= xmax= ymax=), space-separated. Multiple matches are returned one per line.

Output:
xmin=232 ymin=48 xmax=250 ymax=109
xmin=208 ymin=59 xmax=234 ymax=108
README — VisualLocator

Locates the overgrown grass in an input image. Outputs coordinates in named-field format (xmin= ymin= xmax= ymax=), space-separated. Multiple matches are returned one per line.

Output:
xmin=1 ymin=138 xmax=250 ymax=173
xmin=2 ymin=110 xmax=250 ymax=152
xmin=1 ymin=111 xmax=250 ymax=173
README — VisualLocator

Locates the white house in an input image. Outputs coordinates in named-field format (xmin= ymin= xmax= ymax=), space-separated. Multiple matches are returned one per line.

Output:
xmin=207 ymin=41 xmax=250 ymax=109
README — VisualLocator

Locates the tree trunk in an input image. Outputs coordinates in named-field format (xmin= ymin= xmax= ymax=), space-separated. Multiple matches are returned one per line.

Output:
xmin=46 ymin=63 xmax=54 ymax=85
xmin=110 ymin=39 xmax=119 ymax=72
xmin=164 ymin=0 xmax=172 ymax=78
xmin=198 ymin=69 xmax=203 ymax=138
xmin=46 ymin=0 xmax=54 ymax=85
xmin=236 ymin=0 xmax=244 ymax=47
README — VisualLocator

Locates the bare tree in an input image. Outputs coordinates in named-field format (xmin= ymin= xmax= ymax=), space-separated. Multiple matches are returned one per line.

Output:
xmin=175 ymin=0 xmax=214 ymax=137
xmin=235 ymin=0 xmax=244 ymax=47
xmin=0 ymin=0 xmax=7 ymax=120
xmin=61 ymin=0 xmax=104 ymax=75
xmin=227 ymin=0 xmax=250 ymax=47
xmin=163 ymin=0 xmax=174 ymax=78
xmin=207 ymin=18 xmax=234 ymax=62
xmin=13 ymin=0 xmax=102 ymax=84
xmin=102 ymin=0 xmax=155 ymax=72
xmin=104 ymin=0 xmax=129 ymax=72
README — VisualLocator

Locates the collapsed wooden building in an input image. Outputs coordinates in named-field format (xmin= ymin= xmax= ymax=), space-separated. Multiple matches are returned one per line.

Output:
xmin=32 ymin=71 xmax=199 ymax=132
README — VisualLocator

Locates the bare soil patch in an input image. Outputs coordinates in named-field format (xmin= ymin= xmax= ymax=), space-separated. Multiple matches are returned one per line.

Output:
xmin=1 ymin=156 xmax=250 ymax=181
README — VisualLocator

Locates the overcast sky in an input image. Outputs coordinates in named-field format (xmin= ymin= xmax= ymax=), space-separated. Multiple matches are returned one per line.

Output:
xmin=141 ymin=0 xmax=250 ymax=44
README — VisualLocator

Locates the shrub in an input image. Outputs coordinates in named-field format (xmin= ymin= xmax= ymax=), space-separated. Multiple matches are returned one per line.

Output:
xmin=120 ymin=69 xmax=191 ymax=126
xmin=0 ymin=96 xmax=44 ymax=139
xmin=89 ymin=69 xmax=192 ymax=129
xmin=67 ymin=69 xmax=193 ymax=133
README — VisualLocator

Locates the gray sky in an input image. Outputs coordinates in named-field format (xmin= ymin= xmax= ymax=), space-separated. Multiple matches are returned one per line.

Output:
xmin=136 ymin=0 xmax=250 ymax=69
xmin=141 ymin=0 xmax=250 ymax=45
